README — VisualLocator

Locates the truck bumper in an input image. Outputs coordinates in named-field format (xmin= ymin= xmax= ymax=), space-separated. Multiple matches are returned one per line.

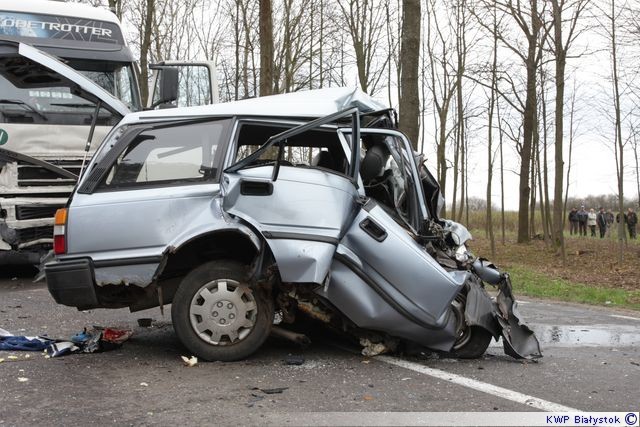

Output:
xmin=0 ymin=249 xmax=43 ymax=265
xmin=45 ymin=258 xmax=99 ymax=308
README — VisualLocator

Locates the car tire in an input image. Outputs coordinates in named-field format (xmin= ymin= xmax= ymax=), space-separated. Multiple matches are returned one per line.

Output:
xmin=450 ymin=326 xmax=493 ymax=359
xmin=171 ymin=260 xmax=273 ymax=362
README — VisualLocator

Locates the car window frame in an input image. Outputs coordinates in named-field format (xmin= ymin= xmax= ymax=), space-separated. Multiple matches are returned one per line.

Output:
xmin=77 ymin=116 xmax=233 ymax=194
xmin=227 ymin=118 xmax=353 ymax=180
xmin=225 ymin=108 xmax=361 ymax=186
xmin=341 ymin=127 xmax=429 ymax=233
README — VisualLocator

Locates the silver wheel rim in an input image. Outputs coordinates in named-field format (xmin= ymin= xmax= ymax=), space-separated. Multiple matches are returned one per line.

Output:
xmin=189 ymin=278 xmax=258 ymax=345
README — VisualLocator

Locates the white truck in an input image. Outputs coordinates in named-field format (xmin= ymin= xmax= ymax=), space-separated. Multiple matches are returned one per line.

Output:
xmin=0 ymin=0 xmax=217 ymax=264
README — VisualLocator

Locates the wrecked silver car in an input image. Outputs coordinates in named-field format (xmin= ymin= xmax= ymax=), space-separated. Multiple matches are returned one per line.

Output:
xmin=44 ymin=87 xmax=541 ymax=362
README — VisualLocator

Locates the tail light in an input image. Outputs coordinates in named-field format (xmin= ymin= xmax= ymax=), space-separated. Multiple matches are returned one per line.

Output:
xmin=53 ymin=208 xmax=67 ymax=255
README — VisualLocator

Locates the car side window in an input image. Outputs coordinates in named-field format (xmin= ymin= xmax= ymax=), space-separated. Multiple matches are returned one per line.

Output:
xmin=98 ymin=120 xmax=228 ymax=190
xmin=233 ymin=122 xmax=349 ymax=174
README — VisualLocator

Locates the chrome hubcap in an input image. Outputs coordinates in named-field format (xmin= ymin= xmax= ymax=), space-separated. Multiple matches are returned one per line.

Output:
xmin=189 ymin=279 xmax=258 ymax=345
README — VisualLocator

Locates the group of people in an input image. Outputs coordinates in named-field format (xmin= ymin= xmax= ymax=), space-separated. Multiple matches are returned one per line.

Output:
xmin=568 ymin=206 xmax=638 ymax=239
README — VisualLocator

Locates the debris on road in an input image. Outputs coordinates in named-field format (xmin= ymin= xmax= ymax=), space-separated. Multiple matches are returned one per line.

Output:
xmin=181 ymin=355 xmax=198 ymax=367
xmin=284 ymin=354 xmax=305 ymax=365
xmin=137 ymin=318 xmax=152 ymax=327
xmin=270 ymin=326 xmax=311 ymax=348
xmin=0 ymin=335 xmax=51 ymax=351
xmin=360 ymin=338 xmax=397 ymax=357
xmin=252 ymin=387 xmax=289 ymax=394
xmin=0 ymin=327 xmax=132 ymax=357
xmin=246 ymin=393 xmax=264 ymax=408
xmin=17 ymin=377 xmax=28 ymax=382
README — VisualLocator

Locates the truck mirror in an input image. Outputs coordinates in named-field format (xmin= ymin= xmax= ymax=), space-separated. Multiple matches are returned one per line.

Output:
xmin=149 ymin=66 xmax=178 ymax=109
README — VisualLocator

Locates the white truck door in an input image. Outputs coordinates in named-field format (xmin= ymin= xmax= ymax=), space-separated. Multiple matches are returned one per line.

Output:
xmin=148 ymin=61 xmax=218 ymax=109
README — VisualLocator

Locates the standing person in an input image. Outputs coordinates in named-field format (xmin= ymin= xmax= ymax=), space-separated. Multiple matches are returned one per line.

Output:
xmin=577 ymin=205 xmax=588 ymax=236
xmin=605 ymin=209 xmax=614 ymax=237
xmin=627 ymin=207 xmax=638 ymax=239
xmin=568 ymin=207 xmax=579 ymax=235
xmin=597 ymin=207 xmax=607 ymax=238
xmin=587 ymin=208 xmax=597 ymax=237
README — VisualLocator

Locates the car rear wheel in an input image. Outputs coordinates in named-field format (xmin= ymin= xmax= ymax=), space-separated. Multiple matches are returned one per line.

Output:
xmin=171 ymin=260 xmax=273 ymax=361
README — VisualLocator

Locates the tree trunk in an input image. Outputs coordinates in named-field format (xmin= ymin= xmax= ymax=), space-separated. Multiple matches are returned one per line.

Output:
xmin=497 ymin=99 xmax=505 ymax=245
xmin=552 ymin=0 xmax=566 ymax=262
xmin=610 ymin=0 xmax=626 ymax=260
xmin=518 ymin=35 xmax=537 ymax=243
xmin=399 ymin=0 xmax=421 ymax=149
xmin=139 ymin=0 xmax=155 ymax=106
xmin=259 ymin=0 xmax=274 ymax=96
xmin=486 ymin=5 xmax=497 ymax=256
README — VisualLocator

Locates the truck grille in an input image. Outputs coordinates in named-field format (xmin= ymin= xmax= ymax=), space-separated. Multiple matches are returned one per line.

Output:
xmin=15 ymin=226 xmax=53 ymax=242
xmin=15 ymin=204 xmax=63 ymax=220
xmin=17 ymin=160 xmax=82 ymax=187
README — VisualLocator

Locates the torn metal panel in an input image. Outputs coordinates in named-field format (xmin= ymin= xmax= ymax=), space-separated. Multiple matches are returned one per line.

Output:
xmin=463 ymin=275 xmax=501 ymax=339
xmin=94 ymin=264 xmax=156 ymax=287
xmin=316 ymin=258 xmax=459 ymax=351
xmin=496 ymin=274 xmax=543 ymax=360
xmin=263 ymin=239 xmax=335 ymax=283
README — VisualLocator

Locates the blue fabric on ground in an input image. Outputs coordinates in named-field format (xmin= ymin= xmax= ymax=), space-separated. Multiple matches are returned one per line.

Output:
xmin=0 ymin=335 xmax=50 ymax=351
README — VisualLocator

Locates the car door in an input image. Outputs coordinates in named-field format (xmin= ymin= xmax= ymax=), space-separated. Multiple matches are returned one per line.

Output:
xmin=332 ymin=129 xmax=466 ymax=329
xmin=222 ymin=109 xmax=362 ymax=284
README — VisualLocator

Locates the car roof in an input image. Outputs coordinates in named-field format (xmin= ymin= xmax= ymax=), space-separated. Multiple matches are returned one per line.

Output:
xmin=120 ymin=87 xmax=388 ymax=125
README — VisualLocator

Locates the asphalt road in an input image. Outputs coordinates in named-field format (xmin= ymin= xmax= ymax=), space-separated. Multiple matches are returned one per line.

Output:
xmin=0 ymin=267 xmax=638 ymax=426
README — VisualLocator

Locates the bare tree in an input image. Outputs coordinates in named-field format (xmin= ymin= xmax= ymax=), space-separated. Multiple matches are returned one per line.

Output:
xmin=486 ymin=1 xmax=499 ymax=256
xmin=399 ymin=0 xmax=421 ymax=148
xmin=425 ymin=0 xmax=459 ymax=214
xmin=139 ymin=0 xmax=155 ymax=105
xmin=549 ymin=0 xmax=590 ymax=262
xmin=596 ymin=0 xmax=628 ymax=260
xmin=338 ymin=0 xmax=390 ymax=94
xmin=259 ymin=0 xmax=274 ymax=96
xmin=473 ymin=0 xmax=550 ymax=243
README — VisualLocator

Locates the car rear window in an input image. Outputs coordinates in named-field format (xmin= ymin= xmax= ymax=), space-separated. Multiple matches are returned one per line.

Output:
xmin=98 ymin=120 xmax=229 ymax=189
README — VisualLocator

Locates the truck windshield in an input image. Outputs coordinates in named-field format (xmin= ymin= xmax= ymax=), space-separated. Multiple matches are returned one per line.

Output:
xmin=0 ymin=60 xmax=137 ymax=125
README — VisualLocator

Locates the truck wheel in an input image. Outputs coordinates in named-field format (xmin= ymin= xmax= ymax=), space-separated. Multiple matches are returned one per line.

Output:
xmin=449 ymin=294 xmax=492 ymax=359
xmin=171 ymin=260 xmax=273 ymax=362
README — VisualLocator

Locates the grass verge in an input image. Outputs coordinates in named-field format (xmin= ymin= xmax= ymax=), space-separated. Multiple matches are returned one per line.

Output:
xmin=507 ymin=265 xmax=640 ymax=311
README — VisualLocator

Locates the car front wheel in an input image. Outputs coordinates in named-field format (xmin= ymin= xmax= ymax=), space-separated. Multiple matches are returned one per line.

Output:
xmin=171 ymin=260 xmax=273 ymax=361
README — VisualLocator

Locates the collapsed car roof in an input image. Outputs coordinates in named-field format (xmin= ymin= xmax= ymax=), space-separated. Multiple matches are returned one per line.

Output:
xmin=120 ymin=87 xmax=390 ymax=125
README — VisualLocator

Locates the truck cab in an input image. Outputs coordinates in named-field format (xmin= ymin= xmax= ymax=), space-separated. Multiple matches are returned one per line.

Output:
xmin=0 ymin=0 xmax=216 ymax=264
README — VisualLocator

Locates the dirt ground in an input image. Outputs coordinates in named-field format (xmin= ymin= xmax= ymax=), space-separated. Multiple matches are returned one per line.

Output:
xmin=470 ymin=232 xmax=640 ymax=291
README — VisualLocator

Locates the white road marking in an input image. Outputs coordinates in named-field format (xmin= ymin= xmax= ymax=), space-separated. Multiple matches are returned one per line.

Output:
xmin=610 ymin=314 xmax=640 ymax=321
xmin=377 ymin=355 xmax=580 ymax=412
